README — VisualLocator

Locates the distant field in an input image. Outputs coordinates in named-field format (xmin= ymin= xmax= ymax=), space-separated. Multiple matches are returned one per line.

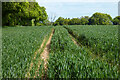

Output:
xmin=2 ymin=25 xmax=119 ymax=78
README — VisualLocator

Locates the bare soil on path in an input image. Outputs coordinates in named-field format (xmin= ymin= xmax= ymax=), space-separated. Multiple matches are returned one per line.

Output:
xmin=34 ymin=29 xmax=54 ymax=79
xmin=25 ymin=37 xmax=46 ymax=78
xmin=69 ymin=34 xmax=79 ymax=46
xmin=25 ymin=29 xmax=54 ymax=78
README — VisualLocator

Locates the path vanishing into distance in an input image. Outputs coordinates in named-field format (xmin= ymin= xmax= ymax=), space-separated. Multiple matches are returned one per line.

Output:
xmin=25 ymin=26 xmax=118 ymax=78
xmin=2 ymin=26 xmax=119 ymax=78
xmin=25 ymin=29 xmax=54 ymax=78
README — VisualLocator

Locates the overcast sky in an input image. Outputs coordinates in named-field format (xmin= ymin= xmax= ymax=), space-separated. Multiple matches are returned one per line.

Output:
xmin=36 ymin=0 xmax=119 ymax=20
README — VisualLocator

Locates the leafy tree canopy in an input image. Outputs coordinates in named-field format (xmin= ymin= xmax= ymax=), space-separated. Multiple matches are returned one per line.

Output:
xmin=89 ymin=12 xmax=112 ymax=25
xmin=2 ymin=1 xmax=48 ymax=26
xmin=80 ymin=16 xmax=89 ymax=25
xmin=68 ymin=18 xmax=81 ymax=25
xmin=112 ymin=16 xmax=120 ymax=25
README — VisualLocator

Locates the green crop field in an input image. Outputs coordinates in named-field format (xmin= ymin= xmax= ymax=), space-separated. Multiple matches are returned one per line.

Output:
xmin=2 ymin=26 xmax=52 ymax=78
xmin=48 ymin=26 xmax=118 ymax=78
xmin=2 ymin=25 xmax=119 ymax=78
xmin=64 ymin=25 xmax=119 ymax=65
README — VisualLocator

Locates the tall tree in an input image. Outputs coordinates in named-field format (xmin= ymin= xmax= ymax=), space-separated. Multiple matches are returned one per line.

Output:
xmin=68 ymin=18 xmax=81 ymax=25
xmin=112 ymin=16 xmax=120 ymax=25
xmin=54 ymin=17 xmax=65 ymax=25
xmin=89 ymin=12 xmax=112 ymax=25
xmin=80 ymin=16 xmax=89 ymax=25
xmin=2 ymin=2 xmax=48 ymax=26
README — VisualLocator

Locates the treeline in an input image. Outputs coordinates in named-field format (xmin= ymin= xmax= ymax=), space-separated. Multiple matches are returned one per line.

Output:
xmin=2 ymin=2 xmax=48 ymax=26
xmin=2 ymin=2 xmax=120 ymax=27
xmin=53 ymin=13 xmax=120 ymax=26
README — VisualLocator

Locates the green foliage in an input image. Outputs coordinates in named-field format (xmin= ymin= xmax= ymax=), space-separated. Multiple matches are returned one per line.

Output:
xmin=2 ymin=26 xmax=52 ymax=77
xmin=54 ymin=16 xmax=89 ymax=26
xmin=68 ymin=18 xmax=81 ymax=25
xmin=80 ymin=16 xmax=89 ymax=25
xmin=89 ymin=12 xmax=112 ymax=25
xmin=112 ymin=16 xmax=120 ymax=25
xmin=54 ymin=17 xmax=65 ymax=25
xmin=47 ymin=26 xmax=118 ymax=78
xmin=2 ymin=2 xmax=48 ymax=26
xmin=54 ymin=17 xmax=70 ymax=26
xmin=53 ymin=22 xmax=59 ymax=26
xmin=53 ymin=13 xmax=119 ymax=26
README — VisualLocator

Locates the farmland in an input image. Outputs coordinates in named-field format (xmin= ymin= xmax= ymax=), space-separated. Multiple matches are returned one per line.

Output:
xmin=2 ymin=25 xmax=119 ymax=78
xmin=47 ymin=26 xmax=118 ymax=78
xmin=64 ymin=25 xmax=119 ymax=65
xmin=2 ymin=26 xmax=52 ymax=78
